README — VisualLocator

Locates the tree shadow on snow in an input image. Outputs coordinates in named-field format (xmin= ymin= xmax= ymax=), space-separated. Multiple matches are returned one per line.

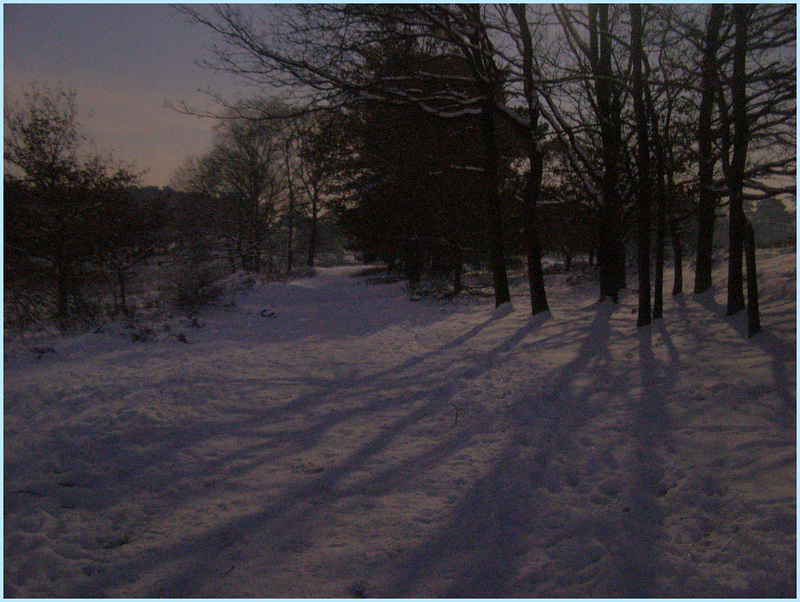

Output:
xmin=676 ymin=290 xmax=796 ymax=424
xmin=379 ymin=301 xmax=646 ymax=597
xmin=13 ymin=285 xmax=792 ymax=598
xmin=70 ymin=304 xmax=552 ymax=596
xmin=7 ymin=272 xmax=796 ymax=598
xmin=618 ymin=326 xmax=673 ymax=597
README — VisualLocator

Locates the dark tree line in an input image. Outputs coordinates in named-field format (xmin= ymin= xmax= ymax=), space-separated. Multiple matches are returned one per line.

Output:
xmin=3 ymin=84 xmax=344 ymax=329
xmin=175 ymin=4 xmax=794 ymax=332
xmin=4 ymin=84 xmax=165 ymax=326
xmin=170 ymin=99 xmax=347 ymax=279
xmin=6 ymin=6 xmax=794 ymax=334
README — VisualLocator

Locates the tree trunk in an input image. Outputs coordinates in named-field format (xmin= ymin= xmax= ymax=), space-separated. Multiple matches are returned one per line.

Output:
xmin=726 ymin=5 xmax=750 ymax=316
xmin=726 ymin=198 xmax=746 ymax=314
xmin=745 ymin=219 xmax=760 ymax=336
xmin=56 ymin=256 xmax=70 ymax=320
xmin=522 ymin=150 xmax=549 ymax=314
xmin=404 ymin=237 xmax=421 ymax=288
xmin=511 ymin=4 xmax=549 ymax=315
xmin=307 ymin=189 xmax=318 ymax=267
xmin=286 ymin=181 xmax=295 ymax=277
xmin=451 ymin=243 xmax=463 ymax=296
xmin=644 ymin=47 xmax=667 ymax=319
xmin=653 ymin=181 xmax=665 ymax=317
xmin=242 ymin=205 xmax=263 ymax=273
xmin=591 ymin=4 xmax=625 ymax=303
xmin=694 ymin=5 xmax=725 ymax=294
xmin=478 ymin=97 xmax=511 ymax=307
xmin=670 ymin=216 xmax=683 ymax=295
xmin=117 ymin=266 xmax=129 ymax=315
xmin=631 ymin=4 xmax=651 ymax=327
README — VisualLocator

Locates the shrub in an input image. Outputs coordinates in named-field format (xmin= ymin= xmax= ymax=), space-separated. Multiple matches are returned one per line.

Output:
xmin=168 ymin=262 xmax=225 ymax=313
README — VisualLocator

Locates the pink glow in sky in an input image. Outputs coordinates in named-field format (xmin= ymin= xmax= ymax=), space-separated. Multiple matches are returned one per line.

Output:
xmin=4 ymin=4 xmax=250 ymax=187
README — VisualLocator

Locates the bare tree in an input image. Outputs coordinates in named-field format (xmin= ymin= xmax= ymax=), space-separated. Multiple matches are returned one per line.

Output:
xmin=720 ymin=5 xmax=795 ymax=331
xmin=5 ymin=83 xmax=141 ymax=323
xmin=553 ymin=5 xmax=628 ymax=303
xmin=507 ymin=4 xmax=549 ymax=314
xmin=296 ymin=111 xmax=346 ymax=268
xmin=692 ymin=5 xmax=727 ymax=295
xmin=175 ymin=101 xmax=287 ymax=274
xmin=177 ymin=4 xmax=794 ymax=324
xmin=178 ymin=5 xmax=520 ymax=306
xmin=630 ymin=4 xmax=651 ymax=327
xmin=641 ymin=5 xmax=693 ymax=314
xmin=725 ymin=5 xmax=751 ymax=316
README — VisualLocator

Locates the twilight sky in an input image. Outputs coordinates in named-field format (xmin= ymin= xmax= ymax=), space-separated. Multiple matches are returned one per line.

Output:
xmin=4 ymin=4 xmax=251 ymax=187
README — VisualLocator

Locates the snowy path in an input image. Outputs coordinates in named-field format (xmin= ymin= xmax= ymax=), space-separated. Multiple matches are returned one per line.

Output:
xmin=4 ymin=256 xmax=796 ymax=597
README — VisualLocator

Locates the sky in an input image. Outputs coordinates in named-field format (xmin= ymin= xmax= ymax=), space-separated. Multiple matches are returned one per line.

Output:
xmin=4 ymin=4 xmax=251 ymax=187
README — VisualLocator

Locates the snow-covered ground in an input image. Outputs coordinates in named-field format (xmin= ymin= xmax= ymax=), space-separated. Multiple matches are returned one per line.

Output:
xmin=4 ymin=251 xmax=796 ymax=597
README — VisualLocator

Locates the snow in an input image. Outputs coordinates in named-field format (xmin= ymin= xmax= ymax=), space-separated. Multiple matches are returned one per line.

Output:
xmin=4 ymin=251 xmax=796 ymax=597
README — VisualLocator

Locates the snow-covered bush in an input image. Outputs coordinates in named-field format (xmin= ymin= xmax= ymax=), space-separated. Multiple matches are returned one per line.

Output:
xmin=167 ymin=261 xmax=226 ymax=313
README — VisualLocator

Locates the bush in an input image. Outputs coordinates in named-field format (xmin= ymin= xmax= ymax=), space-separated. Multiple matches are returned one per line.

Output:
xmin=168 ymin=261 xmax=226 ymax=313
xmin=4 ymin=287 xmax=53 ymax=335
